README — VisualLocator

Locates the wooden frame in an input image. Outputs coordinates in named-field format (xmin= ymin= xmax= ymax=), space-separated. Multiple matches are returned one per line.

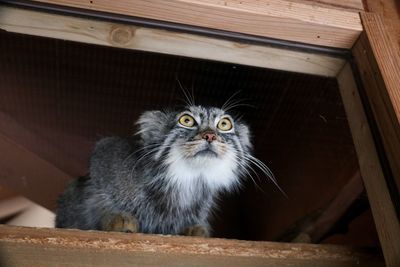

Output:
xmin=28 ymin=0 xmax=363 ymax=49
xmin=0 ymin=5 xmax=345 ymax=77
xmin=0 ymin=225 xmax=384 ymax=267
xmin=0 ymin=1 xmax=399 ymax=267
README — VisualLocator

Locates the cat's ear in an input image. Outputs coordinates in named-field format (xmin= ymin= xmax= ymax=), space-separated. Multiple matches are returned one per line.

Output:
xmin=136 ymin=111 xmax=169 ymax=143
xmin=236 ymin=123 xmax=252 ymax=152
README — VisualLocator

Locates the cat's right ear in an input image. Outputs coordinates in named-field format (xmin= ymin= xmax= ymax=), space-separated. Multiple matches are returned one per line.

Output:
xmin=136 ymin=111 xmax=168 ymax=143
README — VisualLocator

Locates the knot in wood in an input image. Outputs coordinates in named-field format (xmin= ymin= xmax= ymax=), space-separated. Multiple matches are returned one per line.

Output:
xmin=110 ymin=26 xmax=135 ymax=46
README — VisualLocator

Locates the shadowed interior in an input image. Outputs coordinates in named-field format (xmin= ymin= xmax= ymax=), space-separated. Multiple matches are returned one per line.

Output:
xmin=0 ymin=30 xmax=379 ymax=245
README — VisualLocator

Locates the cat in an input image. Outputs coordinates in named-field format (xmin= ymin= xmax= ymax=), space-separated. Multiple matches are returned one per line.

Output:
xmin=56 ymin=105 xmax=277 ymax=236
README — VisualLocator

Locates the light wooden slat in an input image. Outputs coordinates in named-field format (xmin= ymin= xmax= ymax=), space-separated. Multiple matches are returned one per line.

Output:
xmin=364 ymin=0 xmax=400 ymax=48
xmin=0 ymin=5 xmax=345 ymax=77
xmin=0 ymin=197 xmax=31 ymax=220
xmin=0 ymin=225 xmax=384 ymax=267
xmin=352 ymin=12 xmax=400 ymax=197
xmin=292 ymin=0 xmax=364 ymax=11
xmin=337 ymin=63 xmax=400 ymax=267
xmin=29 ymin=0 xmax=362 ymax=49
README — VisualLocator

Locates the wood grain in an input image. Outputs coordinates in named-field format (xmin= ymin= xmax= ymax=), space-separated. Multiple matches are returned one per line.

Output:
xmin=28 ymin=0 xmax=362 ymax=48
xmin=0 ymin=5 xmax=345 ymax=77
xmin=363 ymin=0 xmax=400 ymax=49
xmin=0 ymin=225 xmax=384 ymax=267
xmin=352 ymin=12 xmax=400 ymax=201
xmin=290 ymin=0 xmax=364 ymax=11
xmin=287 ymin=170 xmax=365 ymax=243
xmin=337 ymin=63 xmax=400 ymax=267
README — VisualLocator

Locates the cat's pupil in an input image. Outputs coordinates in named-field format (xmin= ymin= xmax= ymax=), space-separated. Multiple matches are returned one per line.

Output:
xmin=185 ymin=119 xmax=190 ymax=123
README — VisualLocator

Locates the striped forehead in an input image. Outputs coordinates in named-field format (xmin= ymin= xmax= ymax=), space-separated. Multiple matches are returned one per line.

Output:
xmin=188 ymin=106 xmax=224 ymax=123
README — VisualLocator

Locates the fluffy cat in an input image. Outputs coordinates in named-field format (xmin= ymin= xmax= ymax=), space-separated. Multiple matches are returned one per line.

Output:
xmin=56 ymin=105 xmax=276 ymax=236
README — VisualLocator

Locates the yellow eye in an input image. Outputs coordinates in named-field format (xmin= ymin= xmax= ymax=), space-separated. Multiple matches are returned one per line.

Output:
xmin=217 ymin=118 xmax=233 ymax=131
xmin=179 ymin=114 xmax=195 ymax=127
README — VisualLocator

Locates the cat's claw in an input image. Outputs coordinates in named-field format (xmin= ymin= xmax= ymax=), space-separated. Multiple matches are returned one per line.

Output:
xmin=183 ymin=225 xmax=209 ymax=237
xmin=102 ymin=213 xmax=139 ymax=233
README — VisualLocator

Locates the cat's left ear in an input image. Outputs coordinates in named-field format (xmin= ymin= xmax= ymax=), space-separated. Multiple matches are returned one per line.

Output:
xmin=136 ymin=111 xmax=169 ymax=143
xmin=236 ymin=123 xmax=252 ymax=152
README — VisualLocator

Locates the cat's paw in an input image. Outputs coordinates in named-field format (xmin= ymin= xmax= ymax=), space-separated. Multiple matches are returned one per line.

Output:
xmin=182 ymin=225 xmax=210 ymax=237
xmin=102 ymin=213 xmax=139 ymax=233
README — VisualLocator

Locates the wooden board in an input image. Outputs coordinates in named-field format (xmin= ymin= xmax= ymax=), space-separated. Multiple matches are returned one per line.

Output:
xmin=0 ymin=5 xmax=345 ymax=77
xmin=363 ymin=0 xmax=400 ymax=48
xmin=352 ymin=12 xmax=400 ymax=200
xmin=0 ymin=225 xmax=384 ymax=267
xmin=291 ymin=0 xmax=364 ymax=11
xmin=28 ymin=0 xmax=362 ymax=49
xmin=337 ymin=63 xmax=400 ymax=267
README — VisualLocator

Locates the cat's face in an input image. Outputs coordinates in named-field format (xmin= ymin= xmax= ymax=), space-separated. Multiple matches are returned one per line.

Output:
xmin=137 ymin=106 xmax=252 ymax=191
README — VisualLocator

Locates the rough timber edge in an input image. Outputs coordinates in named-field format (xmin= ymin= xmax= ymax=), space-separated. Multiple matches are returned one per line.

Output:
xmin=0 ymin=225 xmax=384 ymax=267
xmin=0 ymin=4 xmax=345 ymax=77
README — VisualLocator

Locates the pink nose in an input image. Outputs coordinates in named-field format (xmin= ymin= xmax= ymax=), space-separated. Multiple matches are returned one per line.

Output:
xmin=202 ymin=132 xmax=217 ymax=143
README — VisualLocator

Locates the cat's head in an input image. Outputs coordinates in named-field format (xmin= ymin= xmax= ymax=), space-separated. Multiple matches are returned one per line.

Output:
xmin=136 ymin=105 xmax=252 ymax=191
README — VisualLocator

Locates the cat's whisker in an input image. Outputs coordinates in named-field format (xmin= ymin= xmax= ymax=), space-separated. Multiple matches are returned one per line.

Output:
xmin=224 ymin=102 xmax=255 ymax=112
xmin=176 ymin=78 xmax=195 ymax=107
xmin=227 ymin=153 xmax=265 ymax=193
xmin=243 ymin=154 xmax=287 ymax=198
xmin=122 ymin=143 xmax=162 ymax=166
xmin=221 ymin=90 xmax=242 ymax=111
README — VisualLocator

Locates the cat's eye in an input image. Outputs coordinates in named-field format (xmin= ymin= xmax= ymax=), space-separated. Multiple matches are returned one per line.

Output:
xmin=178 ymin=114 xmax=196 ymax=127
xmin=217 ymin=118 xmax=233 ymax=131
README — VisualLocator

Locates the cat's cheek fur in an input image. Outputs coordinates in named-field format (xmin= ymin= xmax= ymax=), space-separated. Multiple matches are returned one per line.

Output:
xmin=165 ymin=144 xmax=239 ymax=194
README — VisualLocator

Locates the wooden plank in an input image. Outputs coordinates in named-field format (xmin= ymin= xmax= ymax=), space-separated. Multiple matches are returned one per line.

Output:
xmin=363 ymin=0 xmax=400 ymax=48
xmin=0 ymin=111 xmax=87 ymax=177
xmin=291 ymin=0 xmax=364 ymax=11
xmin=0 ymin=5 xmax=345 ymax=77
xmin=0 ymin=225 xmax=384 ymax=267
xmin=0 ymin=197 xmax=31 ymax=220
xmin=352 ymin=12 xmax=400 ymax=197
xmin=0 ymin=132 xmax=72 ymax=210
xmin=337 ymin=63 xmax=400 ymax=267
xmin=284 ymin=170 xmax=364 ymax=243
xmin=29 ymin=0 xmax=363 ymax=49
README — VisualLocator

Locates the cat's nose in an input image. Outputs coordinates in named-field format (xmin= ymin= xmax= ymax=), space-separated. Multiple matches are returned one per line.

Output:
xmin=202 ymin=131 xmax=217 ymax=143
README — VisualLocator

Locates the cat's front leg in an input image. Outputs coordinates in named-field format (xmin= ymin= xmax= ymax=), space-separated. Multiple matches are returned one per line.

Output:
xmin=182 ymin=225 xmax=210 ymax=237
xmin=101 ymin=213 xmax=139 ymax=233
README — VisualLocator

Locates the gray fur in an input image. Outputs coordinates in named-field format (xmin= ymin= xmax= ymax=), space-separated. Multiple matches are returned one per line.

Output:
xmin=56 ymin=105 xmax=253 ymax=235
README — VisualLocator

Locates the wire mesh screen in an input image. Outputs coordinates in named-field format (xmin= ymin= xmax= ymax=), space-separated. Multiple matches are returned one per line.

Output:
xmin=0 ymin=30 xmax=372 ymax=243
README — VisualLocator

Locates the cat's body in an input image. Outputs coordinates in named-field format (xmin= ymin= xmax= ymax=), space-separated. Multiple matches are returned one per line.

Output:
xmin=56 ymin=105 xmax=254 ymax=235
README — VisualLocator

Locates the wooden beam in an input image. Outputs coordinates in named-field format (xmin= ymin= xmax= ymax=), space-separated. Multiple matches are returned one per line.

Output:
xmin=28 ymin=0 xmax=362 ymax=49
xmin=352 ymin=12 xmax=400 ymax=197
xmin=337 ymin=63 xmax=400 ymax=267
xmin=363 ymin=0 xmax=400 ymax=49
xmin=296 ymin=0 xmax=364 ymax=11
xmin=282 ymin=170 xmax=365 ymax=243
xmin=0 ymin=197 xmax=31 ymax=221
xmin=0 ymin=5 xmax=345 ymax=77
xmin=0 ymin=225 xmax=384 ymax=267
xmin=0 ymin=131 xmax=72 ymax=210
xmin=0 ymin=111 xmax=87 ymax=177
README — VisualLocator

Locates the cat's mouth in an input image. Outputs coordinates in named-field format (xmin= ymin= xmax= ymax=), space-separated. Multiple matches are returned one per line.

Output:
xmin=193 ymin=147 xmax=218 ymax=158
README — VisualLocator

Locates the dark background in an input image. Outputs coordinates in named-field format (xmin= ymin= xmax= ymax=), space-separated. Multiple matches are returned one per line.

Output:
xmin=0 ymin=30 xmax=378 ymax=245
